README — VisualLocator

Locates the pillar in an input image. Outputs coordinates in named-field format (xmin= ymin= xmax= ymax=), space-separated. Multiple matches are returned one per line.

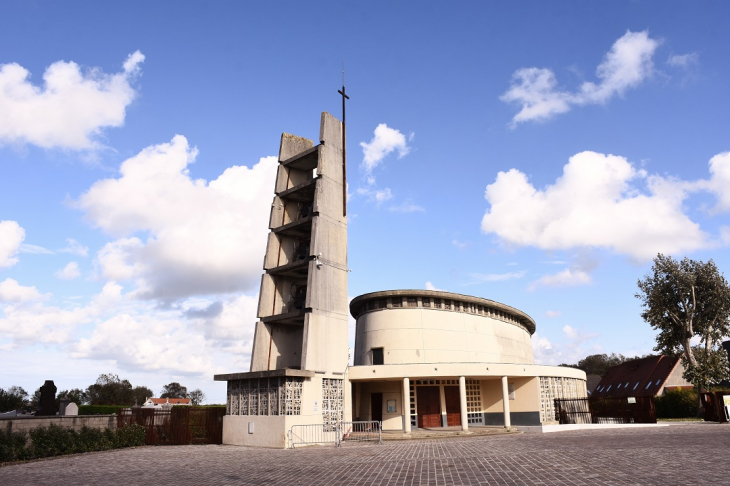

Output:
xmin=458 ymin=376 xmax=468 ymax=432
xmin=501 ymin=376 xmax=511 ymax=428
xmin=403 ymin=378 xmax=411 ymax=433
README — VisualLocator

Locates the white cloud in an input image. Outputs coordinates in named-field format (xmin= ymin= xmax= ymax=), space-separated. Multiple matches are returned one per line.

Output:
xmin=0 ymin=282 xmax=122 ymax=346
xmin=0 ymin=278 xmax=45 ymax=302
xmin=356 ymin=186 xmax=394 ymax=204
xmin=20 ymin=244 xmax=54 ymax=255
xmin=59 ymin=239 xmax=89 ymax=257
xmin=502 ymin=31 xmax=660 ymax=125
xmin=452 ymin=239 xmax=471 ymax=250
xmin=529 ymin=268 xmax=592 ymax=291
xmin=0 ymin=220 xmax=24 ymax=268
xmin=425 ymin=281 xmax=441 ymax=291
xmin=532 ymin=325 xmax=599 ymax=365
xmin=464 ymin=271 xmax=526 ymax=285
xmin=667 ymin=53 xmax=698 ymax=68
xmin=545 ymin=310 xmax=562 ymax=318
xmin=481 ymin=151 xmax=710 ymax=260
xmin=55 ymin=261 xmax=81 ymax=280
xmin=0 ymin=51 xmax=144 ymax=150
xmin=707 ymin=152 xmax=730 ymax=212
xmin=77 ymin=136 xmax=278 ymax=301
xmin=360 ymin=124 xmax=410 ymax=173
xmin=389 ymin=201 xmax=424 ymax=213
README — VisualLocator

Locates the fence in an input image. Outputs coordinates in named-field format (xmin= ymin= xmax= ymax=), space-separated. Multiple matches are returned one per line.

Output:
xmin=554 ymin=397 xmax=656 ymax=424
xmin=289 ymin=421 xmax=381 ymax=448
xmin=117 ymin=407 xmax=225 ymax=445
xmin=700 ymin=392 xmax=730 ymax=423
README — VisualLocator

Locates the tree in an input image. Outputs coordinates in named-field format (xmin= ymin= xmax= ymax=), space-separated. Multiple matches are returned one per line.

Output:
xmin=636 ymin=254 xmax=730 ymax=405
xmin=188 ymin=389 xmax=206 ymax=405
xmin=160 ymin=382 xmax=188 ymax=399
xmin=56 ymin=388 xmax=88 ymax=406
xmin=132 ymin=386 xmax=154 ymax=406
xmin=0 ymin=386 xmax=29 ymax=412
xmin=86 ymin=374 xmax=134 ymax=405
xmin=559 ymin=353 xmax=649 ymax=377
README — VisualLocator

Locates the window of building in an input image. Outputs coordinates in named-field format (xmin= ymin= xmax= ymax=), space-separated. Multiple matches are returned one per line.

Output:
xmin=372 ymin=348 xmax=384 ymax=365
xmin=508 ymin=383 xmax=515 ymax=400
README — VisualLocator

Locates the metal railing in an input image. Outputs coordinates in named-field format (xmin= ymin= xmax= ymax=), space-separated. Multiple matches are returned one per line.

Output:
xmin=289 ymin=421 xmax=381 ymax=448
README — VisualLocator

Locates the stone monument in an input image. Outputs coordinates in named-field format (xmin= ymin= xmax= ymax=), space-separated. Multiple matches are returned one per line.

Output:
xmin=214 ymin=112 xmax=350 ymax=448
xmin=37 ymin=380 xmax=57 ymax=416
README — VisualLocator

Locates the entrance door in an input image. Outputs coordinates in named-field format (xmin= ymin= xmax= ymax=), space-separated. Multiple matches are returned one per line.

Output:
xmin=444 ymin=386 xmax=461 ymax=427
xmin=371 ymin=393 xmax=383 ymax=423
xmin=417 ymin=386 xmax=441 ymax=428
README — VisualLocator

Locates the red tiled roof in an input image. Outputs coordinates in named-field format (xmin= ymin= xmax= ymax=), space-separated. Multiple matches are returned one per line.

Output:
xmin=591 ymin=355 xmax=682 ymax=399
xmin=148 ymin=398 xmax=191 ymax=405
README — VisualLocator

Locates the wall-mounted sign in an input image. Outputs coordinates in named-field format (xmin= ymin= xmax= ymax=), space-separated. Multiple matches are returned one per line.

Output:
xmin=627 ymin=397 xmax=636 ymax=404
xmin=313 ymin=400 xmax=319 ymax=411
xmin=387 ymin=399 xmax=397 ymax=413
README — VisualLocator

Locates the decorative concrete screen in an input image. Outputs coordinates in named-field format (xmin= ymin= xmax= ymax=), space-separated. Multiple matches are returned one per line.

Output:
xmin=227 ymin=377 xmax=303 ymax=416
xmin=321 ymin=378 xmax=344 ymax=431
xmin=539 ymin=376 xmax=587 ymax=424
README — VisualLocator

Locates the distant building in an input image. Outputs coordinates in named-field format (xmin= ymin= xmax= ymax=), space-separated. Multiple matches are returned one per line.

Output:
xmin=142 ymin=397 xmax=192 ymax=409
xmin=591 ymin=355 xmax=692 ymax=399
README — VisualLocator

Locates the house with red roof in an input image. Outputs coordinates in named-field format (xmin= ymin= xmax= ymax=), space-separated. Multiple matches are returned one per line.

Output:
xmin=142 ymin=397 xmax=192 ymax=409
xmin=591 ymin=355 xmax=693 ymax=399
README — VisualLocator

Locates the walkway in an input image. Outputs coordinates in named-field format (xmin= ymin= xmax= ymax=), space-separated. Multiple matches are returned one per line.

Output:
xmin=1 ymin=423 xmax=727 ymax=485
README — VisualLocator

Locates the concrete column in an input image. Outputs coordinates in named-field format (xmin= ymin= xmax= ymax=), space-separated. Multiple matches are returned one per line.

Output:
xmin=458 ymin=376 xmax=468 ymax=432
xmin=403 ymin=378 xmax=411 ymax=433
xmin=439 ymin=385 xmax=447 ymax=427
xmin=355 ymin=382 xmax=361 ymax=421
xmin=501 ymin=376 xmax=511 ymax=428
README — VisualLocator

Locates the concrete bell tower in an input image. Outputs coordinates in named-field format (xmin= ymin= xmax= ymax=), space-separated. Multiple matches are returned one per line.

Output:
xmin=215 ymin=112 xmax=349 ymax=448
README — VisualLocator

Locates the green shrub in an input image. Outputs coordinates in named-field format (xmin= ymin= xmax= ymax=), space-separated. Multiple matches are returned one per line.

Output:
xmin=655 ymin=389 xmax=698 ymax=418
xmin=78 ymin=426 xmax=114 ymax=451
xmin=0 ymin=429 xmax=30 ymax=463
xmin=78 ymin=405 xmax=125 ymax=415
xmin=115 ymin=424 xmax=145 ymax=448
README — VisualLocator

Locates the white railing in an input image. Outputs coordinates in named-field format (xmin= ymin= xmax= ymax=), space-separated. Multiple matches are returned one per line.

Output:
xmin=289 ymin=421 xmax=381 ymax=448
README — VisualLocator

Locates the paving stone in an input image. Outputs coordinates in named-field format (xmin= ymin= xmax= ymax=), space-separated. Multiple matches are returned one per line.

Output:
xmin=1 ymin=423 xmax=728 ymax=485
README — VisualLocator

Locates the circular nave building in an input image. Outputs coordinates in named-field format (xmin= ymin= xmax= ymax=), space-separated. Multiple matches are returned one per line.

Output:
xmin=347 ymin=290 xmax=586 ymax=431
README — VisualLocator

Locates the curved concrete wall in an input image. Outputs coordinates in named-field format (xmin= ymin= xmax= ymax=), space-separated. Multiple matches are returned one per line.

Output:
xmin=354 ymin=307 xmax=535 ymax=366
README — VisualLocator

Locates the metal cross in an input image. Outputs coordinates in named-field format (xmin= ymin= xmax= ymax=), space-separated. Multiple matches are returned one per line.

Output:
xmin=338 ymin=64 xmax=349 ymax=217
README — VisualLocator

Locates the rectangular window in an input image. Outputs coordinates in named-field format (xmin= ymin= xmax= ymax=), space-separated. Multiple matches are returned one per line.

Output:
xmin=508 ymin=383 xmax=515 ymax=400
xmin=407 ymin=297 xmax=418 ymax=307
xmin=372 ymin=348 xmax=384 ymax=365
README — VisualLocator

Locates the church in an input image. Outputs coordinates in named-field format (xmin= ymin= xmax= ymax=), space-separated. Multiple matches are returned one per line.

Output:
xmin=214 ymin=111 xmax=586 ymax=448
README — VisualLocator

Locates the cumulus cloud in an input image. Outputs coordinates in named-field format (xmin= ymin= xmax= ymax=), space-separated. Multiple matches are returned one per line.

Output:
xmin=55 ymin=261 xmax=81 ymax=280
xmin=425 ymin=281 xmax=441 ymax=291
xmin=0 ymin=51 xmax=144 ymax=150
xmin=481 ymin=151 xmax=711 ymax=260
xmin=532 ymin=325 xmax=599 ymax=365
xmin=356 ymin=186 xmax=393 ymax=204
xmin=77 ymin=136 xmax=278 ymax=301
xmin=529 ymin=268 xmax=592 ymax=291
xmin=59 ymin=239 xmax=89 ymax=257
xmin=0 ymin=282 xmax=122 ymax=346
xmin=0 ymin=220 xmax=24 ymax=268
xmin=360 ymin=124 xmax=410 ymax=173
xmin=0 ymin=278 xmax=45 ymax=302
xmin=501 ymin=31 xmax=660 ymax=125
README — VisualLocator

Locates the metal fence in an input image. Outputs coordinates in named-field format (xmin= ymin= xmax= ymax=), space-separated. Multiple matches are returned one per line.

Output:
xmin=289 ymin=421 xmax=381 ymax=448
xmin=554 ymin=397 xmax=656 ymax=424
xmin=118 ymin=407 xmax=225 ymax=445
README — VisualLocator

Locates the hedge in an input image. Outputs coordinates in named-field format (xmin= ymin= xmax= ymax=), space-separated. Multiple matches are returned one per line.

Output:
xmin=655 ymin=389 xmax=698 ymax=418
xmin=0 ymin=424 xmax=145 ymax=463
xmin=78 ymin=405 xmax=126 ymax=415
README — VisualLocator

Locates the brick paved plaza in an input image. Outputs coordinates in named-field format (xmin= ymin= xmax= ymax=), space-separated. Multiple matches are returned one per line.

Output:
xmin=1 ymin=423 xmax=728 ymax=485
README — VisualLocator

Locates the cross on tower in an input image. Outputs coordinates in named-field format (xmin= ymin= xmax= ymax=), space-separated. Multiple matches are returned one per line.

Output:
xmin=338 ymin=72 xmax=349 ymax=217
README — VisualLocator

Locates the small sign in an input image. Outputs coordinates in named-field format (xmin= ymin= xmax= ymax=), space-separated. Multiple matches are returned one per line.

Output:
xmin=387 ymin=399 xmax=397 ymax=413
xmin=313 ymin=400 xmax=318 ymax=411
xmin=627 ymin=397 xmax=636 ymax=404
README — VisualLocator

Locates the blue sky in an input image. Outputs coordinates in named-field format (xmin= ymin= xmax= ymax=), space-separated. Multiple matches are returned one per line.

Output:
xmin=2 ymin=2 xmax=729 ymax=404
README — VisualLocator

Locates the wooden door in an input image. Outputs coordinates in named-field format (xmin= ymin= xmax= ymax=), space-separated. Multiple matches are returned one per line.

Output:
xmin=371 ymin=393 xmax=383 ymax=423
xmin=417 ymin=386 xmax=441 ymax=428
xmin=444 ymin=386 xmax=461 ymax=427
